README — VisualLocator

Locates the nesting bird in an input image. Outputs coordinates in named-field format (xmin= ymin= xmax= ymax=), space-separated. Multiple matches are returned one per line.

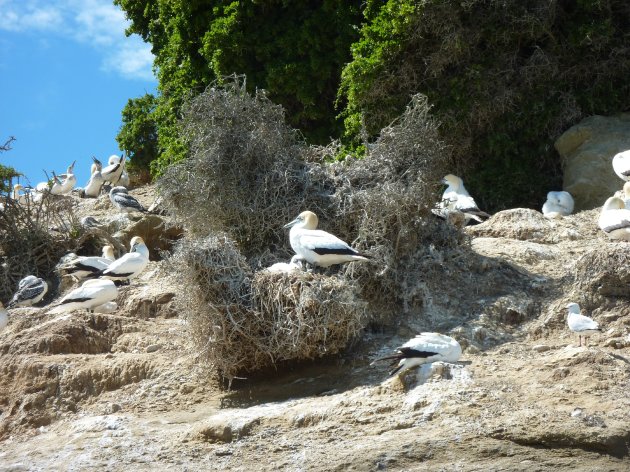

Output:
xmin=83 ymin=157 xmax=105 ymax=198
xmin=612 ymin=150 xmax=630 ymax=181
xmin=0 ymin=302 xmax=8 ymax=331
xmin=109 ymin=187 xmax=148 ymax=214
xmin=101 ymin=154 xmax=125 ymax=185
xmin=371 ymin=333 xmax=462 ymax=377
xmin=598 ymin=196 xmax=630 ymax=241
xmin=284 ymin=211 xmax=369 ymax=268
xmin=57 ymin=245 xmax=116 ymax=280
xmin=50 ymin=161 xmax=77 ymax=195
xmin=89 ymin=236 xmax=149 ymax=285
xmin=542 ymin=191 xmax=574 ymax=218
xmin=566 ymin=303 xmax=601 ymax=347
xmin=50 ymin=279 xmax=118 ymax=314
xmin=433 ymin=174 xmax=490 ymax=224
xmin=7 ymin=275 xmax=48 ymax=308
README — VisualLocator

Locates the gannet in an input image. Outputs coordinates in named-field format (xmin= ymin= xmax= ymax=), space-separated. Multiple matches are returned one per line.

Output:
xmin=83 ymin=159 xmax=105 ymax=198
xmin=109 ymin=186 xmax=148 ymax=214
xmin=433 ymin=174 xmax=490 ymax=224
xmin=566 ymin=303 xmax=601 ymax=347
xmin=283 ymin=211 xmax=369 ymax=267
xmin=371 ymin=333 xmax=462 ymax=377
xmin=542 ymin=191 xmax=574 ymax=218
xmin=108 ymin=155 xmax=130 ymax=188
xmin=7 ymin=275 xmax=48 ymax=308
xmin=620 ymin=182 xmax=630 ymax=210
xmin=612 ymin=150 xmax=630 ymax=181
xmin=12 ymin=184 xmax=31 ymax=205
xmin=0 ymin=302 xmax=8 ymax=331
xmin=598 ymin=196 xmax=630 ymax=240
xmin=58 ymin=245 xmax=116 ymax=279
xmin=50 ymin=161 xmax=76 ymax=195
xmin=101 ymin=154 xmax=125 ymax=185
xmin=50 ymin=279 xmax=118 ymax=314
xmin=89 ymin=236 xmax=149 ymax=284
xmin=265 ymin=257 xmax=303 ymax=273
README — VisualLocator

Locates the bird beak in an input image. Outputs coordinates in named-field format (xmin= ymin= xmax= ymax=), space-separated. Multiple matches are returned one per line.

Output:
xmin=283 ymin=217 xmax=300 ymax=229
xmin=71 ymin=160 xmax=76 ymax=169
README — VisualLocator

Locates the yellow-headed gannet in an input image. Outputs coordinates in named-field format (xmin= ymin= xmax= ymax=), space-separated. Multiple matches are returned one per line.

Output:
xmin=284 ymin=211 xmax=369 ymax=267
xmin=7 ymin=275 xmax=48 ymax=308
xmin=433 ymin=174 xmax=490 ymax=224
xmin=50 ymin=279 xmax=118 ymax=314
xmin=612 ymin=150 xmax=630 ymax=181
xmin=371 ymin=332 xmax=462 ymax=377
xmin=0 ymin=302 xmax=8 ymax=331
xmin=50 ymin=161 xmax=76 ymax=195
xmin=109 ymin=186 xmax=148 ymax=214
xmin=598 ymin=196 xmax=630 ymax=240
xmin=12 ymin=184 xmax=31 ymax=205
xmin=83 ymin=158 xmax=105 ymax=198
xmin=108 ymin=155 xmax=130 ymax=188
xmin=567 ymin=303 xmax=601 ymax=347
xmin=58 ymin=245 xmax=116 ymax=279
xmin=101 ymin=154 xmax=125 ymax=185
xmin=90 ymin=236 xmax=149 ymax=284
xmin=542 ymin=190 xmax=574 ymax=218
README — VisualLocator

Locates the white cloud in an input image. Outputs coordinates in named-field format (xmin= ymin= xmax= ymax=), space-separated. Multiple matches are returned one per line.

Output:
xmin=0 ymin=0 xmax=155 ymax=81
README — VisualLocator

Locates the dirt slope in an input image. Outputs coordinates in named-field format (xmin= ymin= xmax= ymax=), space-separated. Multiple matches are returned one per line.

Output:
xmin=0 ymin=192 xmax=629 ymax=471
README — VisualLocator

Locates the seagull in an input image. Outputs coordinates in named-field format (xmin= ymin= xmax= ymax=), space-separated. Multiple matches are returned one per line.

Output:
xmin=101 ymin=154 xmax=125 ymax=185
xmin=283 ymin=211 xmax=369 ymax=267
xmin=7 ymin=275 xmax=48 ymax=308
xmin=371 ymin=333 xmax=462 ymax=377
xmin=542 ymin=191 xmax=574 ymax=218
xmin=566 ymin=303 xmax=601 ymax=347
xmin=109 ymin=186 xmax=148 ymax=214
xmin=433 ymin=174 xmax=490 ymax=224
xmin=0 ymin=302 xmax=8 ymax=331
xmin=49 ymin=279 xmax=118 ymax=314
xmin=83 ymin=159 xmax=105 ymax=198
xmin=50 ymin=161 xmax=77 ymax=195
xmin=89 ymin=236 xmax=149 ymax=284
xmin=612 ymin=150 xmax=630 ymax=181
xmin=57 ymin=245 xmax=116 ymax=279
xmin=598 ymin=196 xmax=630 ymax=240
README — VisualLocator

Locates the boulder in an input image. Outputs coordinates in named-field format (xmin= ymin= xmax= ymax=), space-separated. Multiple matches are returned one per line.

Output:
xmin=555 ymin=113 xmax=630 ymax=211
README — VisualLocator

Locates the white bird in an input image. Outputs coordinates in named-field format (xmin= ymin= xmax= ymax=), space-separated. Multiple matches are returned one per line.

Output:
xmin=265 ymin=257 xmax=303 ymax=274
xmin=566 ymin=303 xmax=601 ymax=347
xmin=612 ymin=150 xmax=630 ymax=181
xmin=433 ymin=174 xmax=490 ymax=224
xmin=283 ymin=211 xmax=369 ymax=267
xmin=83 ymin=158 xmax=105 ymax=198
xmin=7 ymin=275 xmax=48 ymax=308
xmin=12 ymin=184 xmax=31 ymax=205
xmin=101 ymin=154 xmax=125 ymax=185
xmin=109 ymin=186 xmax=148 ymax=214
xmin=598 ymin=196 xmax=630 ymax=240
xmin=93 ymin=301 xmax=118 ymax=314
xmin=0 ymin=302 xmax=8 ymax=331
xmin=50 ymin=161 xmax=76 ymax=195
xmin=50 ymin=279 xmax=118 ymax=314
xmin=90 ymin=236 xmax=149 ymax=284
xmin=619 ymin=182 xmax=630 ymax=210
xmin=371 ymin=333 xmax=462 ymax=377
xmin=108 ymin=155 xmax=130 ymax=188
xmin=58 ymin=245 xmax=116 ymax=279
xmin=542 ymin=191 xmax=574 ymax=218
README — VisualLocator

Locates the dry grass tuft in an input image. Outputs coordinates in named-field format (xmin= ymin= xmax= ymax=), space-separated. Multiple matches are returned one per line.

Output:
xmin=171 ymin=234 xmax=365 ymax=382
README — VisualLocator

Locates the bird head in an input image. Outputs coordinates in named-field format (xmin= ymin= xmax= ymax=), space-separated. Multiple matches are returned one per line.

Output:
xmin=284 ymin=211 xmax=318 ymax=230
xmin=442 ymin=174 xmax=463 ymax=188
xmin=566 ymin=302 xmax=581 ymax=315
xmin=129 ymin=236 xmax=145 ymax=252
xmin=102 ymin=245 xmax=115 ymax=259
xmin=603 ymin=196 xmax=625 ymax=211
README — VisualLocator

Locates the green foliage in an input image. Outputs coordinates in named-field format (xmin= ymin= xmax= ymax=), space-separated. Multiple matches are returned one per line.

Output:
xmin=116 ymin=94 xmax=159 ymax=173
xmin=338 ymin=0 xmax=630 ymax=210
xmin=115 ymin=0 xmax=362 ymax=173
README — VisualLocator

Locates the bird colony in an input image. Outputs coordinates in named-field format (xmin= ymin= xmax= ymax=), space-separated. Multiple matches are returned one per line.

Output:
xmin=2 ymin=154 xmax=152 ymax=334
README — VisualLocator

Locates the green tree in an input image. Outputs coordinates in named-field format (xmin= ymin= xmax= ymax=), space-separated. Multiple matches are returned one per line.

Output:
xmin=0 ymin=136 xmax=19 ymax=193
xmin=116 ymin=94 xmax=159 ymax=173
xmin=114 ymin=0 xmax=362 ymax=174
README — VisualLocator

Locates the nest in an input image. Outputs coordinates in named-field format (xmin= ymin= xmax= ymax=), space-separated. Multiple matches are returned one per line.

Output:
xmin=171 ymin=235 xmax=365 ymax=383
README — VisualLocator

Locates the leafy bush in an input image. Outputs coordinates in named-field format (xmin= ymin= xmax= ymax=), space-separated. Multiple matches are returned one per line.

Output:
xmin=339 ymin=0 xmax=630 ymax=210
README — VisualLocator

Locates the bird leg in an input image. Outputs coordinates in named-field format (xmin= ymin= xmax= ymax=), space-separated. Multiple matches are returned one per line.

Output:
xmin=578 ymin=335 xmax=582 ymax=347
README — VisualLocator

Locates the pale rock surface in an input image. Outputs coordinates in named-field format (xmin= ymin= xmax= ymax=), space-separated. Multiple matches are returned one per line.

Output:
xmin=556 ymin=113 xmax=630 ymax=210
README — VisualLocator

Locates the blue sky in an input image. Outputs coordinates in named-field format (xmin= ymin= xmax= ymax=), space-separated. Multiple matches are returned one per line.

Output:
xmin=0 ymin=0 xmax=157 ymax=188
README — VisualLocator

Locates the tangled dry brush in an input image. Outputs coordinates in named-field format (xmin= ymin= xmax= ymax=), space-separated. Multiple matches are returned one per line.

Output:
xmin=159 ymin=79 xmax=463 ymax=381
